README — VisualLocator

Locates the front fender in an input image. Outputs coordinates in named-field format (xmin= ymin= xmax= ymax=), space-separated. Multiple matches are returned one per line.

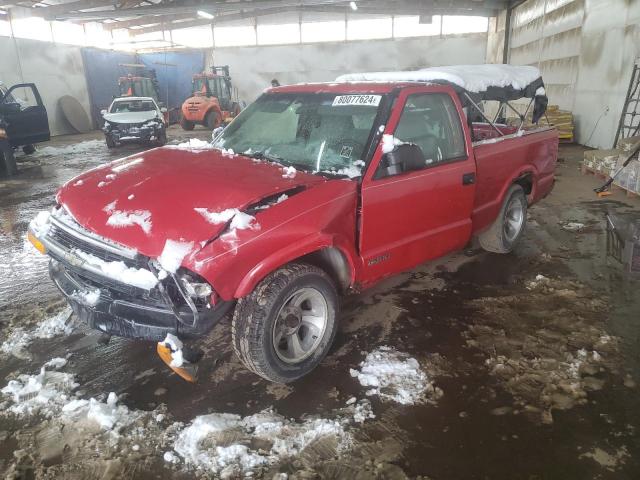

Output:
xmin=233 ymin=233 xmax=356 ymax=298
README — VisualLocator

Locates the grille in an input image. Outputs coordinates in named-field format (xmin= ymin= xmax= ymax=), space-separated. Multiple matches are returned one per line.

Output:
xmin=49 ymin=223 xmax=148 ymax=270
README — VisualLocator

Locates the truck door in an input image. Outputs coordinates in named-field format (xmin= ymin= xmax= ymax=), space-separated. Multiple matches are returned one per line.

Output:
xmin=359 ymin=87 xmax=476 ymax=283
xmin=0 ymin=83 xmax=50 ymax=147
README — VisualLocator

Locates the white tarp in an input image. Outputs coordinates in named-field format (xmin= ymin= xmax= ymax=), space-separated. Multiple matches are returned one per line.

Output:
xmin=335 ymin=64 xmax=542 ymax=94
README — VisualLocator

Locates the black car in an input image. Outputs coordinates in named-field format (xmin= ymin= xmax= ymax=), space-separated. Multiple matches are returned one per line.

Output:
xmin=0 ymin=83 xmax=50 ymax=176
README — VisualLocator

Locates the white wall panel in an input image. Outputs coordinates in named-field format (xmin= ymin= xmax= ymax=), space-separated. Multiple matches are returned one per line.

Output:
xmin=212 ymin=33 xmax=487 ymax=102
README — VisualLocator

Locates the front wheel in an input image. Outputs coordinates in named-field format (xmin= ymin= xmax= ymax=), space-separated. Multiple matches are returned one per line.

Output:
xmin=105 ymin=135 xmax=116 ymax=149
xmin=205 ymin=110 xmax=221 ymax=130
xmin=180 ymin=117 xmax=195 ymax=131
xmin=478 ymin=184 xmax=528 ymax=253
xmin=155 ymin=129 xmax=167 ymax=146
xmin=232 ymin=263 xmax=338 ymax=383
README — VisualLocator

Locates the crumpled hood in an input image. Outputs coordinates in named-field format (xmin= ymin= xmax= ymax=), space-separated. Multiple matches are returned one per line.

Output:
xmin=57 ymin=148 xmax=326 ymax=258
xmin=103 ymin=111 xmax=160 ymax=124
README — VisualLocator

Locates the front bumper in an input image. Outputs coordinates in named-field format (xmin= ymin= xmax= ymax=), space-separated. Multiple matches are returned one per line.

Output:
xmin=31 ymin=213 xmax=232 ymax=342
xmin=49 ymin=259 xmax=233 ymax=341
xmin=104 ymin=122 xmax=163 ymax=144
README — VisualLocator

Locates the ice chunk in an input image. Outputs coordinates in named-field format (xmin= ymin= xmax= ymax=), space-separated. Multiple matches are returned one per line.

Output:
xmin=106 ymin=209 xmax=152 ymax=234
xmin=381 ymin=134 xmax=403 ymax=154
xmin=350 ymin=346 xmax=432 ymax=405
xmin=282 ymin=166 xmax=296 ymax=178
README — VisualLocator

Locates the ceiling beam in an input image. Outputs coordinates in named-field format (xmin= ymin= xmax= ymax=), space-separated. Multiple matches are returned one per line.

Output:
xmin=103 ymin=13 xmax=195 ymax=30
xmin=30 ymin=0 xmax=118 ymax=18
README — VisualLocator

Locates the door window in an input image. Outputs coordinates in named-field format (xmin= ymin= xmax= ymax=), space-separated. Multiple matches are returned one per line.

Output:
xmin=0 ymin=85 xmax=38 ymax=112
xmin=389 ymin=93 xmax=466 ymax=172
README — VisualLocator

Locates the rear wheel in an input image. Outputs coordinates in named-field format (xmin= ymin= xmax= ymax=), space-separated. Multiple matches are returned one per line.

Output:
xmin=205 ymin=110 xmax=221 ymax=130
xmin=232 ymin=263 xmax=338 ymax=383
xmin=156 ymin=129 xmax=167 ymax=146
xmin=180 ymin=117 xmax=195 ymax=131
xmin=478 ymin=184 xmax=527 ymax=253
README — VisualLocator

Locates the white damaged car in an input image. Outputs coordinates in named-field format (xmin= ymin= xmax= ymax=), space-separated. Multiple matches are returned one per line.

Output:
xmin=101 ymin=96 xmax=167 ymax=148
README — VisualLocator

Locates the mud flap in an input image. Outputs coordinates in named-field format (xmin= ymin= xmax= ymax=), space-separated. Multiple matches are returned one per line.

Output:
xmin=156 ymin=343 xmax=198 ymax=383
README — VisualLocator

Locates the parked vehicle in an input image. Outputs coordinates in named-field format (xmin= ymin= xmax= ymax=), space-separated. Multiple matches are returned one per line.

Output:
xmin=0 ymin=82 xmax=50 ymax=168
xmin=29 ymin=65 xmax=558 ymax=383
xmin=180 ymin=65 xmax=242 ymax=131
xmin=101 ymin=96 xmax=167 ymax=148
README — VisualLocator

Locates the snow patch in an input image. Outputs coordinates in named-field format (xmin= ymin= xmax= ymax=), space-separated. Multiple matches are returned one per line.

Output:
xmin=29 ymin=210 xmax=51 ymax=237
xmin=161 ymin=333 xmax=184 ymax=368
xmin=33 ymin=139 xmax=105 ymax=157
xmin=350 ymin=346 xmax=437 ymax=405
xmin=381 ymin=134 xmax=403 ymax=154
xmin=282 ymin=166 xmax=297 ymax=178
xmin=1 ymin=308 xmax=74 ymax=358
xmin=169 ymin=138 xmax=215 ymax=150
xmin=70 ymin=288 xmax=100 ymax=306
xmin=73 ymin=249 xmax=158 ymax=290
xmin=171 ymin=409 xmax=350 ymax=475
xmin=562 ymin=222 xmax=585 ymax=232
xmin=195 ymin=208 xmax=258 ymax=232
xmin=158 ymin=240 xmax=194 ymax=274
xmin=337 ymin=64 xmax=543 ymax=94
xmin=106 ymin=209 xmax=152 ymax=235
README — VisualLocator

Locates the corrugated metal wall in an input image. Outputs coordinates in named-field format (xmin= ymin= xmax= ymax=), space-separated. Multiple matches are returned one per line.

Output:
xmin=508 ymin=0 xmax=640 ymax=148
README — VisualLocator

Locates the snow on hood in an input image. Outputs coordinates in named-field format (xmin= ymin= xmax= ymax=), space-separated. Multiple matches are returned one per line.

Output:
xmin=336 ymin=64 xmax=542 ymax=94
xmin=56 ymin=148 xmax=325 ymax=258
xmin=103 ymin=110 xmax=161 ymax=124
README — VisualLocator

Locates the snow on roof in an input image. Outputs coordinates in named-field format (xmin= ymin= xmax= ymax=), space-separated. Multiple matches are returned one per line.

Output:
xmin=336 ymin=64 xmax=543 ymax=95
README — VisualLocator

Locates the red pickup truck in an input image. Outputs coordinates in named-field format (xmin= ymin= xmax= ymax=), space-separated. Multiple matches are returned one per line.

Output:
xmin=29 ymin=66 xmax=558 ymax=383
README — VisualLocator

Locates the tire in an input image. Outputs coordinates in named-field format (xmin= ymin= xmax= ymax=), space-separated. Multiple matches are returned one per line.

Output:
xmin=156 ymin=129 xmax=167 ymax=146
xmin=180 ymin=117 xmax=195 ymax=131
xmin=205 ymin=110 xmax=221 ymax=130
xmin=478 ymin=184 xmax=528 ymax=254
xmin=232 ymin=263 xmax=339 ymax=383
xmin=22 ymin=144 xmax=36 ymax=155
xmin=105 ymin=135 xmax=116 ymax=149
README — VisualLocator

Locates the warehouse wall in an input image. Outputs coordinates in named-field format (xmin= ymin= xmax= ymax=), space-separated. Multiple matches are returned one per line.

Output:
xmin=209 ymin=33 xmax=488 ymax=103
xmin=0 ymin=36 xmax=91 ymax=137
xmin=506 ymin=0 xmax=640 ymax=149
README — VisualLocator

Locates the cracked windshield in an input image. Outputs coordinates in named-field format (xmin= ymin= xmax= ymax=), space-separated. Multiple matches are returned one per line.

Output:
xmin=213 ymin=92 xmax=383 ymax=175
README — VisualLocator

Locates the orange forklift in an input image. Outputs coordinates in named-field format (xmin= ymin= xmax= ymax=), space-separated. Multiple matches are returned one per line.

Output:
xmin=180 ymin=66 xmax=242 ymax=130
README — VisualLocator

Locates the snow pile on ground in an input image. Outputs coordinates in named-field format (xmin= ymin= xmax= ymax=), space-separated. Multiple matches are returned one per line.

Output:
xmin=73 ymin=249 xmax=158 ymax=290
xmin=169 ymin=138 xmax=215 ymax=150
xmin=158 ymin=240 xmax=194 ymax=274
xmin=350 ymin=346 xmax=441 ymax=405
xmin=337 ymin=64 xmax=543 ymax=94
xmin=562 ymin=222 xmax=585 ymax=232
xmin=1 ymin=360 xmax=142 ymax=434
xmin=34 ymin=140 xmax=105 ymax=157
xmin=170 ymin=408 xmax=351 ymax=476
xmin=2 ymin=363 xmax=78 ymax=416
xmin=381 ymin=134 xmax=403 ymax=154
xmin=1 ymin=308 xmax=74 ymax=358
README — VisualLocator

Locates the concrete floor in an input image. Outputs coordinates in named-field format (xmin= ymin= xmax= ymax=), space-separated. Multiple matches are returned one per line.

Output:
xmin=0 ymin=131 xmax=638 ymax=479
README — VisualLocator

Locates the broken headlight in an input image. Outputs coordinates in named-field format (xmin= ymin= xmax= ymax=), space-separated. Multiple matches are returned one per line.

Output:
xmin=180 ymin=276 xmax=212 ymax=298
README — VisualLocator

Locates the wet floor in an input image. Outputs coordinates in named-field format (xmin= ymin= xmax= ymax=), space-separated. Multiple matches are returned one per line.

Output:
xmin=0 ymin=139 xmax=639 ymax=479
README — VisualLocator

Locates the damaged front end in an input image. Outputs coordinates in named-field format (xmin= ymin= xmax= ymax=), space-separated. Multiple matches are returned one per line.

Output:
xmin=103 ymin=119 xmax=164 ymax=145
xmin=28 ymin=208 xmax=233 ymax=342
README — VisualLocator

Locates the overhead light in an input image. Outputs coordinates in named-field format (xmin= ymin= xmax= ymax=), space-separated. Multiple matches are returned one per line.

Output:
xmin=197 ymin=10 xmax=214 ymax=20
xmin=349 ymin=1 xmax=357 ymax=11
xmin=0 ymin=9 xmax=7 ymax=15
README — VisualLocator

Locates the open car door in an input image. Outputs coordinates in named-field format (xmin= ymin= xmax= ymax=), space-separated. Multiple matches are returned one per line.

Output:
xmin=0 ymin=83 xmax=50 ymax=148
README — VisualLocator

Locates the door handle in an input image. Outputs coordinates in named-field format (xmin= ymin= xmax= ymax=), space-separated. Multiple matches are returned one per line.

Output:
xmin=462 ymin=172 xmax=476 ymax=185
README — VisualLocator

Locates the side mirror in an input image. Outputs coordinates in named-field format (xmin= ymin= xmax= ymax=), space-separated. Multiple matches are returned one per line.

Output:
xmin=160 ymin=107 xmax=167 ymax=113
xmin=100 ymin=109 xmax=107 ymax=116
xmin=379 ymin=143 xmax=426 ymax=177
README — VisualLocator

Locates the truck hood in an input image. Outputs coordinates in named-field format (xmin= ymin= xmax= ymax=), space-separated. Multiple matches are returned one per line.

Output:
xmin=103 ymin=111 xmax=160 ymax=124
xmin=57 ymin=148 xmax=326 ymax=258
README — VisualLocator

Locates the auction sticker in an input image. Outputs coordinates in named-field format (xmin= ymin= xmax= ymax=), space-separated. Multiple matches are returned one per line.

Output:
xmin=332 ymin=95 xmax=381 ymax=107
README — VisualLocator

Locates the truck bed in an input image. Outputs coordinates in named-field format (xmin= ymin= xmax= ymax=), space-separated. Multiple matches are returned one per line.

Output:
xmin=470 ymin=126 xmax=558 ymax=233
